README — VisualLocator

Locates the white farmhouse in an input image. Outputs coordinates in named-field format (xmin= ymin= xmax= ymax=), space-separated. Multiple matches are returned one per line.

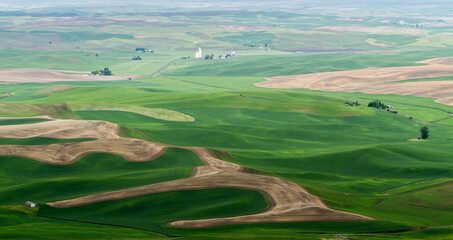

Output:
xmin=25 ymin=201 xmax=37 ymax=209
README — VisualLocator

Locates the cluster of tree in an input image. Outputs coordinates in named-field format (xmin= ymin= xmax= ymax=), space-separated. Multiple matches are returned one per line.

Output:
xmin=345 ymin=100 xmax=360 ymax=106
xmin=132 ymin=56 xmax=142 ymax=60
xmin=91 ymin=67 xmax=112 ymax=76
xmin=203 ymin=53 xmax=236 ymax=60
xmin=205 ymin=54 xmax=215 ymax=60
xmin=368 ymin=100 xmax=387 ymax=109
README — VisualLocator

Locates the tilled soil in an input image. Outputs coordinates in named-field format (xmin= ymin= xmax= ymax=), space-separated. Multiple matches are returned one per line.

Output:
xmin=256 ymin=57 xmax=453 ymax=106
xmin=0 ymin=68 xmax=143 ymax=83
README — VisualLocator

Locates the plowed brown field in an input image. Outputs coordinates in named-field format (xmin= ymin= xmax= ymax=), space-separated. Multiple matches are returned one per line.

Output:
xmin=0 ymin=68 xmax=142 ymax=83
xmin=256 ymin=57 xmax=453 ymax=106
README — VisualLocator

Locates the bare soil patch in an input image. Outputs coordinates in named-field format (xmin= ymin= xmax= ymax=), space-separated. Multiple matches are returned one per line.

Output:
xmin=257 ymin=57 xmax=453 ymax=106
xmin=0 ymin=138 xmax=168 ymax=165
xmin=0 ymin=119 xmax=120 ymax=139
xmin=0 ymin=68 xmax=143 ymax=83
xmin=407 ymin=138 xmax=426 ymax=142
xmin=0 ymin=119 xmax=372 ymax=227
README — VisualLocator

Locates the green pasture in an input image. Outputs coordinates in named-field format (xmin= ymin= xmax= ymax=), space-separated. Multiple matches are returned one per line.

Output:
xmin=393 ymin=74 xmax=453 ymax=83
xmin=0 ymin=14 xmax=451 ymax=81
xmin=30 ymin=30 xmax=134 ymax=42
xmin=367 ymin=34 xmax=419 ymax=46
xmin=0 ymin=148 xmax=202 ymax=205
xmin=70 ymin=102 xmax=194 ymax=121
xmin=0 ymin=207 xmax=162 ymax=239
xmin=0 ymin=49 xmax=178 ymax=75
xmin=39 ymin=188 xmax=270 ymax=235
xmin=162 ymin=49 xmax=453 ymax=77
xmin=0 ymin=118 xmax=51 ymax=125
xmin=1 ymin=9 xmax=453 ymax=239
xmin=9 ymin=79 xmax=451 ymax=230
xmin=0 ymin=49 xmax=126 ymax=71
xmin=214 ymin=31 xmax=276 ymax=45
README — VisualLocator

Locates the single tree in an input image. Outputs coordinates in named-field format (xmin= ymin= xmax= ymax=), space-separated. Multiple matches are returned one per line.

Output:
xmin=420 ymin=126 xmax=429 ymax=139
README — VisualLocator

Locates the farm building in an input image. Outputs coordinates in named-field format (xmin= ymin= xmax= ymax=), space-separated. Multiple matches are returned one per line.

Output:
xmin=24 ymin=201 xmax=37 ymax=209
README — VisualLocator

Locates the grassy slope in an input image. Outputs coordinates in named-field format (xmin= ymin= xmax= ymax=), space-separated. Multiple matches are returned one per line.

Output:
xmin=17 ymin=84 xmax=453 ymax=228
xmin=163 ymin=50 xmax=453 ymax=77
xmin=0 ymin=49 xmax=176 ymax=75
xmin=0 ymin=148 xmax=202 ymax=205
xmin=1 ymin=37 xmax=453 ymax=238
xmin=39 ymin=188 xmax=270 ymax=235
xmin=175 ymin=226 xmax=453 ymax=240
xmin=0 ymin=118 xmax=51 ymax=125
xmin=0 ymin=207 xmax=162 ymax=239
